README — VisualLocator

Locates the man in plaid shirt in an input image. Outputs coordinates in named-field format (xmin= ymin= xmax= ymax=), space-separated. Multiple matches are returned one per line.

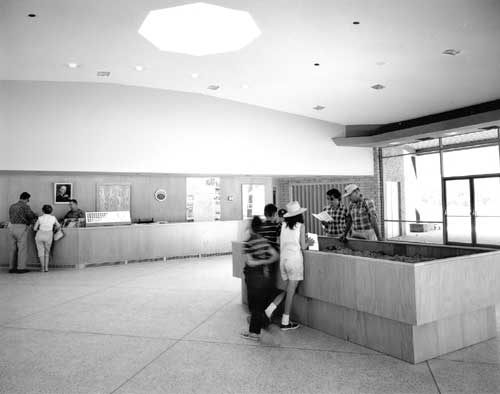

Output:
xmin=8 ymin=192 xmax=37 ymax=273
xmin=321 ymin=188 xmax=348 ymax=237
xmin=340 ymin=184 xmax=382 ymax=241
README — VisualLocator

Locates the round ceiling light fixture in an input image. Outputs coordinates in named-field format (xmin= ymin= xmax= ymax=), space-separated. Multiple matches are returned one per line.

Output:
xmin=138 ymin=3 xmax=261 ymax=56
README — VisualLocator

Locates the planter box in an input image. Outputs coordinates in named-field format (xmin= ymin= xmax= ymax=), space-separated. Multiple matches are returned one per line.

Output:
xmin=232 ymin=237 xmax=500 ymax=363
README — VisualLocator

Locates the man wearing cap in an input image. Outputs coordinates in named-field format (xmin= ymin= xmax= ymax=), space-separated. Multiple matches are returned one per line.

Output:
xmin=321 ymin=188 xmax=348 ymax=237
xmin=340 ymin=184 xmax=382 ymax=242
xmin=8 ymin=192 xmax=37 ymax=273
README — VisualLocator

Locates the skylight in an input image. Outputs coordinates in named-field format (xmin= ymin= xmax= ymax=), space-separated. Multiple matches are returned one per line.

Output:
xmin=138 ymin=2 xmax=261 ymax=56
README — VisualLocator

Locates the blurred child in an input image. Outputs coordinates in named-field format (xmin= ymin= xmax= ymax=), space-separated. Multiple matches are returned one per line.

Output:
xmin=241 ymin=216 xmax=279 ymax=341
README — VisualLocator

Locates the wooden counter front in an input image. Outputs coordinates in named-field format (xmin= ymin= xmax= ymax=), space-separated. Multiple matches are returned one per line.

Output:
xmin=1 ymin=221 xmax=248 ymax=269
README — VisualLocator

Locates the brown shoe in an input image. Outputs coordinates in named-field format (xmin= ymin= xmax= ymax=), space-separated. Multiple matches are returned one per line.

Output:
xmin=16 ymin=269 xmax=30 ymax=274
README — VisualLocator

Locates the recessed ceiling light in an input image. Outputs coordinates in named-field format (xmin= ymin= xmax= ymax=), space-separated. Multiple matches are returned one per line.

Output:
xmin=442 ymin=49 xmax=461 ymax=56
xmin=446 ymin=131 xmax=458 ymax=135
xmin=389 ymin=142 xmax=401 ymax=145
xmin=313 ymin=105 xmax=325 ymax=111
xmin=207 ymin=85 xmax=220 ymax=90
xmin=371 ymin=84 xmax=385 ymax=90
xmin=67 ymin=62 xmax=79 ymax=69
xmin=138 ymin=3 xmax=261 ymax=56
xmin=96 ymin=71 xmax=111 ymax=77
xmin=191 ymin=73 xmax=199 ymax=79
xmin=27 ymin=13 xmax=36 ymax=18
xmin=134 ymin=65 xmax=144 ymax=71
xmin=241 ymin=84 xmax=249 ymax=89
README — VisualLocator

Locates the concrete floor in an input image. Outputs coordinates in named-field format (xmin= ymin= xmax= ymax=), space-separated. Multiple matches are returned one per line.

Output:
xmin=1 ymin=256 xmax=499 ymax=394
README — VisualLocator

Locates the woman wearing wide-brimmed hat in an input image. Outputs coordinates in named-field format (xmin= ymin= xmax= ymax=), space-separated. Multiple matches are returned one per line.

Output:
xmin=278 ymin=201 xmax=312 ymax=330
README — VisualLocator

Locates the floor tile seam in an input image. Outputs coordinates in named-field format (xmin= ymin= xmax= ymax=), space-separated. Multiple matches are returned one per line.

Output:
xmin=426 ymin=361 xmax=443 ymax=394
xmin=434 ymin=357 xmax=500 ymax=367
xmin=0 ymin=324 xmax=180 ymax=341
xmin=178 ymin=337 xmax=392 ymax=358
xmin=107 ymin=294 xmax=239 ymax=394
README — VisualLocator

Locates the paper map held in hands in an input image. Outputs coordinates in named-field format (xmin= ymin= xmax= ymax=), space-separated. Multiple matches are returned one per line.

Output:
xmin=312 ymin=211 xmax=334 ymax=222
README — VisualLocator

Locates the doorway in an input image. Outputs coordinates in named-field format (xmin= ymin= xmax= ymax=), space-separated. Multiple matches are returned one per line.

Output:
xmin=443 ymin=174 xmax=500 ymax=246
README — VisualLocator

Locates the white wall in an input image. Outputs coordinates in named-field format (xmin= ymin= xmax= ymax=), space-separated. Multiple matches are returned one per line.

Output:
xmin=0 ymin=81 xmax=373 ymax=175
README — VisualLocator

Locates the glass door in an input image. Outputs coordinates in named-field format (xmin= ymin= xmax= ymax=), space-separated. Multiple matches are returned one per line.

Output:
xmin=444 ymin=175 xmax=500 ymax=246
xmin=444 ymin=179 xmax=472 ymax=244
xmin=473 ymin=177 xmax=500 ymax=246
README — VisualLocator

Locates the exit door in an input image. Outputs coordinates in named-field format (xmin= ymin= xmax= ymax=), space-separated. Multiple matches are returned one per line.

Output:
xmin=444 ymin=175 xmax=500 ymax=246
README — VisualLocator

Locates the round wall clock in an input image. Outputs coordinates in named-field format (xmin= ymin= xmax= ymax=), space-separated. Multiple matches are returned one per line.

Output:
xmin=154 ymin=189 xmax=167 ymax=202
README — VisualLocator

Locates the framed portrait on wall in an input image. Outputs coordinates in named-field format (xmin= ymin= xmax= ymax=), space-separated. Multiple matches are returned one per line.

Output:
xmin=54 ymin=183 xmax=72 ymax=204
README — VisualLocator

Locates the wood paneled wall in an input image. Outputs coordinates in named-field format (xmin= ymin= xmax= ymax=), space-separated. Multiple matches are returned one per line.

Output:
xmin=0 ymin=172 xmax=272 ymax=223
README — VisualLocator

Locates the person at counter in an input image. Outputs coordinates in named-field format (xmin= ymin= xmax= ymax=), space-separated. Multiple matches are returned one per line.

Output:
xmin=34 ymin=204 xmax=61 ymax=272
xmin=321 ymin=188 xmax=348 ymax=237
xmin=258 ymin=204 xmax=286 ymax=322
xmin=8 ymin=192 xmax=37 ymax=273
xmin=279 ymin=201 xmax=312 ymax=331
xmin=340 ymin=184 xmax=382 ymax=242
xmin=63 ymin=199 xmax=85 ymax=220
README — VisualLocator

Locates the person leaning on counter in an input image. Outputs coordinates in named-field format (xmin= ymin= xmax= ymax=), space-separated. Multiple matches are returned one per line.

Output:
xmin=8 ymin=192 xmax=37 ymax=273
xmin=63 ymin=199 xmax=85 ymax=220
xmin=340 ymin=184 xmax=382 ymax=241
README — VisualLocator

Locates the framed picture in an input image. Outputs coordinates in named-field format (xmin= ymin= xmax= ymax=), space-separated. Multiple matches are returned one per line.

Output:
xmin=54 ymin=183 xmax=73 ymax=204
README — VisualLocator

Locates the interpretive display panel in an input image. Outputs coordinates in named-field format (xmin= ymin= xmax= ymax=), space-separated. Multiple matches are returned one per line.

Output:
xmin=241 ymin=184 xmax=265 ymax=219
xmin=186 ymin=177 xmax=221 ymax=222
xmin=96 ymin=184 xmax=131 ymax=212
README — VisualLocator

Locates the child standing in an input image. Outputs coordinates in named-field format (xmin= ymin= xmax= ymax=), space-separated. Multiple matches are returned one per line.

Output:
xmin=279 ymin=201 xmax=310 ymax=330
xmin=34 ymin=205 xmax=60 ymax=272
xmin=241 ymin=216 xmax=279 ymax=341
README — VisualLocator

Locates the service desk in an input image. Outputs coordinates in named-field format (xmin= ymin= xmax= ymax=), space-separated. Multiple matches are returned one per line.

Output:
xmin=1 ymin=221 xmax=248 ymax=269
xmin=232 ymin=237 xmax=500 ymax=363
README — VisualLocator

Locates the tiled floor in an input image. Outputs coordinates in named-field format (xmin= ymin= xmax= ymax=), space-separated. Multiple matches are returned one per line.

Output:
xmin=1 ymin=256 xmax=499 ymax=394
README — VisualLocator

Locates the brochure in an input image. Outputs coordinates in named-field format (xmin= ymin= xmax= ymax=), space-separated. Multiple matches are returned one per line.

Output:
xmin=312 ymin=211 xmax=333 ymax=222
xmin=307 ymin=233 xmax=319 ymax=251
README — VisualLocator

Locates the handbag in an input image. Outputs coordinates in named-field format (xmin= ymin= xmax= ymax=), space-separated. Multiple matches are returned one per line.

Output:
xmin=53 ymin=228 xmax=65 ymax=241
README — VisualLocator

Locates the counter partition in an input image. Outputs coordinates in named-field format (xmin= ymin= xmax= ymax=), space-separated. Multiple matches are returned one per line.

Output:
xmin=1 ymin=221 xmax=248 ymax=269
xmin=232 ymin=237 xmax=500 ymax=363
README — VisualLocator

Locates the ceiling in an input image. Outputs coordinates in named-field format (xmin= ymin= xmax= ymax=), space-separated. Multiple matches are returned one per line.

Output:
xmin=1 ymin=0 xmax=500 ymax=125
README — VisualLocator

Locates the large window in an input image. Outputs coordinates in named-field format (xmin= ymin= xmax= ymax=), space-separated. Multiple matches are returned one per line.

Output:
xmin=380 ymin=128 xmax=500 ymax=246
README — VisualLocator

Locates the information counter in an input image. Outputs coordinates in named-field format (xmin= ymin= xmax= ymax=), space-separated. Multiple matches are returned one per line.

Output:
xmin=232 ymin=237 xmax=500 ymax=363
xmin=1 ymin=221 xmax=248 ymax=269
